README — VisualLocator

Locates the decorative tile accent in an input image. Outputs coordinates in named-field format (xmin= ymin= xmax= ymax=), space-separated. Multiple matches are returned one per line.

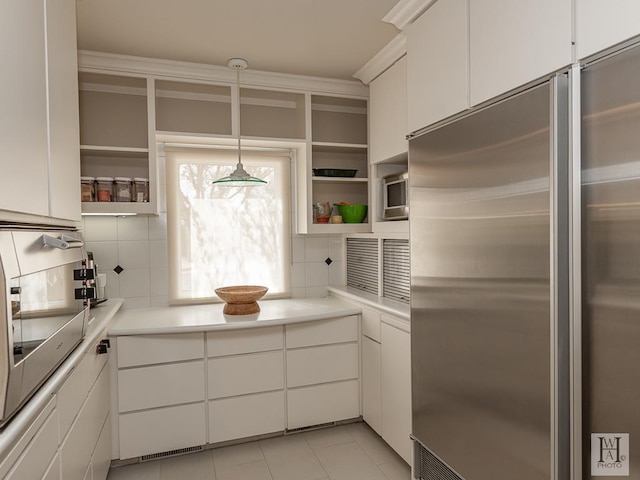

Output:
xmin=114 ymin=265 xmax=124 ymax=275
xmin=325 ymin=257 xmax=333 ymax=266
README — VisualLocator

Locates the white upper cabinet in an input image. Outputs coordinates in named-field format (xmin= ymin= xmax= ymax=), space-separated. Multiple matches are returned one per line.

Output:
xmin=576 ymin=0 xmax=640 ymax=60
xmin=0 ymin=0 xmax=80 ymax=223
xmin=0 ymin=0 xmax=49 ymax=218
xmin=469 ymin=0 xmax=572 ymax=106
xmin=407 ymin=0 xmax=469 ymax=133
xmin=46 ymin=0 xmax=81 ymax=221
xmin=370 ymin=56 xmax=408 ymax=163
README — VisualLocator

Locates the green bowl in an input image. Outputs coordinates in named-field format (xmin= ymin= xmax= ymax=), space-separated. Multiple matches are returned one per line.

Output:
xmin=335 ymin=204 xmax=367 ymax=223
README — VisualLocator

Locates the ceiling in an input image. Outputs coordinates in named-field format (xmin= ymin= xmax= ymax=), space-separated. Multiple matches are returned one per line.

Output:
xmin=75 ymin=0 xmax=401 ymax=82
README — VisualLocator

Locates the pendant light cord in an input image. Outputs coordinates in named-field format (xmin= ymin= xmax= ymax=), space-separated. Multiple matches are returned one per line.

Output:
xmin=236 ymin=66 xmax=243 ymax=169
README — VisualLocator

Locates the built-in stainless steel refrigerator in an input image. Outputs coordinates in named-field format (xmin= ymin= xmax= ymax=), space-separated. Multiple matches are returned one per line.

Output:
xmin=579 ymin=44 xmax=640 ymax=479
xmin=409 ymin=43 xmax=640 ymax=480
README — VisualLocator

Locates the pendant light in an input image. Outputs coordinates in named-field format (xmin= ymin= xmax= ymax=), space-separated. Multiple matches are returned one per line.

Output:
xmin=212 ymin=58 xmax=267 ymax=186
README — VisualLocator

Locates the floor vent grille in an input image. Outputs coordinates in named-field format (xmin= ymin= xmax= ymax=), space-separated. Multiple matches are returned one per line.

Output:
xmin=141 ymin=445 xmax=204 ymax=462
xmin=285 ymin=422 xmax=336 ymax=435
xmin=414 ymin=440 xmax=464 ymax=480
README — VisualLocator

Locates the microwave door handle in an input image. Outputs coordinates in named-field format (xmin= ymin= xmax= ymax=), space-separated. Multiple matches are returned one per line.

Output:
xmin=42 ymin=234 xmax=69 ymax=249
xmin=59 ymin=235 xmax=84 ymax=248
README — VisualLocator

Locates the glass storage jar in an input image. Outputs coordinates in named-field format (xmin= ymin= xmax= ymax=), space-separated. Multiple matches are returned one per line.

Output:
xmin=133 ymin=177 xmax=149 ymax=202
xmin=95 ymin=177 xmax=114 ymax=202
xmin=80 ymin=176 xmax=95 ymax=202
xmin=114 ymin=177 xmax=132 ymax=202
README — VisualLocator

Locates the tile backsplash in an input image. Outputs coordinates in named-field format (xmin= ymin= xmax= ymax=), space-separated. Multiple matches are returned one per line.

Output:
xmin=81 ymin=214 xmax=345 ymax=310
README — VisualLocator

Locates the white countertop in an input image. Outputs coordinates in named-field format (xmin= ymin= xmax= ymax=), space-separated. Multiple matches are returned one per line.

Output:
xmin=328 ymin=286 xmax=411 ymax=323
xmin=108 ymin=297 xmax=363 ymax=336
xmin=0 ymin=298 xmax=124 ymax=460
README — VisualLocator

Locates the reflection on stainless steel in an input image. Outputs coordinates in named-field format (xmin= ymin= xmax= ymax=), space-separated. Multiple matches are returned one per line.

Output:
xmin=582 ymin=46 xmax=640 ymax=479
xmin=410 ymin=83 xmax=559 ymax=480
xmin=0 ymin=229 xmax=89 ymax=426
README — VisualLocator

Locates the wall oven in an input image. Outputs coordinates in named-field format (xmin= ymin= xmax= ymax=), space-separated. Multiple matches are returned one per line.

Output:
xmin=0 ymin=229 xmax=92 ymax=426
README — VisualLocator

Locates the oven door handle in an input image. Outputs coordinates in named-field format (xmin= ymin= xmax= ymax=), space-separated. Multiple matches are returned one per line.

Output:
xmin=42 ymin=234 xmax=84 ymax=250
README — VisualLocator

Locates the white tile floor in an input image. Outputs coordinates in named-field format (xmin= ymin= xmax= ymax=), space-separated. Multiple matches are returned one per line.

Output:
xmin=107 ymin=423 xmax=411 ymax=480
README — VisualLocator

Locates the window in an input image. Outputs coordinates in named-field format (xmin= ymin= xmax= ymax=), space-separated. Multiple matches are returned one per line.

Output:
xmin=166 ymin=146 xmax=291 ymax=303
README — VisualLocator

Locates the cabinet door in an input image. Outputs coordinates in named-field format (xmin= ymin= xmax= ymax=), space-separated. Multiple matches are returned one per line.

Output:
xmin=208 ymin=351 xmax=283 ymax=399
xmin=469 ymin=0 xmax=572 ymax=105
xmin=209 ymin=391 xmax=285 ymax=443
xmin=60 ymin=366 xmax=110 ymax=480
xmin=117 ymin=333 xmax=204 ymax=368
xmin=0 ymin=0 xmax=49 ymax=218
xmin=286 ymin=343 xmax=358 ymax=388
xmin=370 ymin=56 xmax=408 ymax=163
xmin=380 ymin=322 xmax=411 ymax=464
xmin=362 ymin=336 xmax=382 ymax=435
xmin=287 ymin=380 xmax=360 ymax=430
xmin=45 ymin=0 xmax=81 ymax=221
xmin=91 ymin=414 xmax=111 ymax=480
xmin=285 ymin=316 xmax=358 ymax=348
xmin=4 ymin=409 xmax=59 ymax=480
xmin=407 ymin=0 xmax=468 ymax=133
xmin=118 ymin=361 xmax=205 ymax=412
xmin=576 ymin=0 xmax=640 ymax=60
xmin=118 ymin=403 xmax=206 ymax=459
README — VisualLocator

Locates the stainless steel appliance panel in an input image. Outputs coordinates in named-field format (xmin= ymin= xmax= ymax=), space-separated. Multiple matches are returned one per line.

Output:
xmin=581 ymin=46 xmax=640 ymax=479
xmin=410 ymin=83 xmax=554 ymax=480
xmin=0 ymin=229 xmax=89 ymax=426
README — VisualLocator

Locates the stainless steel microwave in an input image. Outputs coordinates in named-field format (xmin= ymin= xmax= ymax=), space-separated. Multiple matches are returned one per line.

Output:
xmin=0 ymin=229 xmax=92 ymax=426
xmin=382 ymin=172 xmax=409 ymax=220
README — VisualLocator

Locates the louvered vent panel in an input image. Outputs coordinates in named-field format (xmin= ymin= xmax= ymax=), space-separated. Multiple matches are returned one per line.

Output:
xmin=415 ymin=441 xmax=464 ymax=480
xmin=346 ymin=238 xmax=378 ymax=294
xmin=383 ymin=239 xmax=410 ymax=304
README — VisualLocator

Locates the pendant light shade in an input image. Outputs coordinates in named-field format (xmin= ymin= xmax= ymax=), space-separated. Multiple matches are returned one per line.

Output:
xmin=212 ymin=58 xmax=267 ymax=186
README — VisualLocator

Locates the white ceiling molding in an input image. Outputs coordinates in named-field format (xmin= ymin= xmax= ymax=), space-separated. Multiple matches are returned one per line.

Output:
xmin=382 ymin=0 xmax=437 ymax=30
xmin=353 ymin=33 xmax=407 ymax=85
xmin=78 ymin=50 xmax=369 ymax=98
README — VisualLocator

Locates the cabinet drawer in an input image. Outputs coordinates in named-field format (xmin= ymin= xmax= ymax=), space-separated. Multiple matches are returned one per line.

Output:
xmin=286 ymin=316 xmax=358 ymax=348
xmin=118 ymin=361 xmax=205 ymax=412
xmin=91 ymin=413 xmax=111 ymax=480
xmin=5 ymin=408 xmax=59 ymax=480
xmin=207 ymin=326 xmax=283 ymax=357
xmin=208 ymin=391 xmax=284 ymax=443
xmin=117 ymin=333 xmax=204 ymax=368
xmin=208 ymin=351 xmax=283 ymax=399
xmin=287 ymin=380 xmax=359 ymax=430
xmin=119 ymin=403 xmax=206 ymax=459
xmin=57 ymin=336 xmax=108 ymax=438
xmin=60 ymin=366 xmax=110 ymax=480
xmin=0 ymin=397 xmax=56 ymax=479
xmin=361 ymin=308 xmax=381 ymax=342
xmin=286 ymin=343 xmax=358 ymax=388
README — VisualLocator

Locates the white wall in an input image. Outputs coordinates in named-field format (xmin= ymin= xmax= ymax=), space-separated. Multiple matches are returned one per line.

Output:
xmin=81 ymin=214 xmax=344 ymax=309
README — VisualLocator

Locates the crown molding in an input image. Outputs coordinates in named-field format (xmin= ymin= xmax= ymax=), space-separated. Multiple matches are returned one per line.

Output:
xmin=382 ymin=0 xmax=437 ymax=30
xmin=78 ymin=50 xmax=369 ymax=97
xmin=353 ymin=33 xmax=407 ymax=85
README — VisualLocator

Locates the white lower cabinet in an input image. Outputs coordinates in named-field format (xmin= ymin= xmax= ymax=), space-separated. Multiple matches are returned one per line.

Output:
xmin=362 ymin=335 xmax=382 ymax=435
xmin=112 ymin=316 xmax=362 ymax=459
xmin=380 ymin=319 xmax=412 ymax=464
xmin=60 ymin=365 xmax=110 ymax=479
xmin=285 ymin=316 xmax=360 ymax=430
xmin=114 ymin=333 xmax=207 ymax=459
xmin=91 ymin=416 xmax=111 ymax=480
xmin=2 ymin=405 xmax=59 ymax=480
xmin=208 ymin=391 xmax=285 ymax=443
xmin=287 ymin=380 xmax=360 ymax=430
xmin=119 ymin=403 xmax=207 ymax=459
